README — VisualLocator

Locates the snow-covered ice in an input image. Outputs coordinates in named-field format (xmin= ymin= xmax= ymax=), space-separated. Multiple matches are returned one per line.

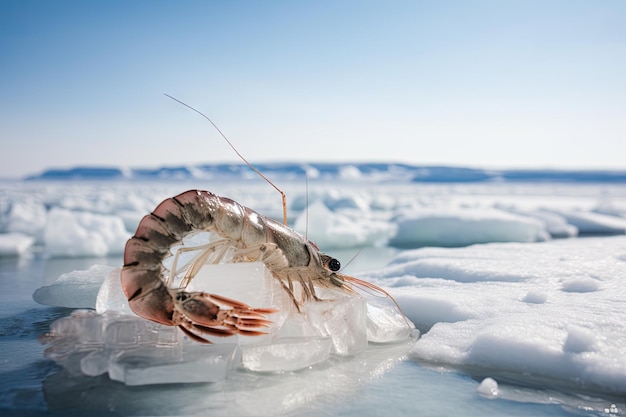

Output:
xmin=389 ymin=207 xmax=550 ymax=247
xmin=365 ymin=236 xmax=626 ymax=395
xmin=0 ymin=232 xmax=34 ymax=256
xmin=43 ymin=208 xmax=130 ymax=257
xmin=3 ymin=179 xmax=626 ymax=416
xmin=2 ymin=181 xmax=626 ymax=256
xmin=0 ymin=199 xmax=47 ymax=242
xmin=35 ymin=233 xmax=626 ymax=401
xmin=293 ymin=200 xmax=395 ymax=249
xmin=545 ymin=208 xmax=626 ymax=235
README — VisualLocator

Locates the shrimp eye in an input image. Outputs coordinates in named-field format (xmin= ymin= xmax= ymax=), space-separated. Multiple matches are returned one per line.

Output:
xmin=328 ymin=258 xmax=341 ymax=272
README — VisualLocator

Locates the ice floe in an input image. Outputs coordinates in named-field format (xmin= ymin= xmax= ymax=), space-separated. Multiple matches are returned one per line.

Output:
xmin=363 ymin=236 xmax=626 ymax=395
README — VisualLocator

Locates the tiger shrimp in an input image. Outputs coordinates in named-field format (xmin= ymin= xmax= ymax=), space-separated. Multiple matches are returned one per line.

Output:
xmin=122 ymin=189 xmax=405 ymax=343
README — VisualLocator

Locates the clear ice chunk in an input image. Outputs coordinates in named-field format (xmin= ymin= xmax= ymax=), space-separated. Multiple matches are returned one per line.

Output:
xmin=305 ymin=287 xmax=368 ymax=356
xmin=95 ymin=267 xmax=134 ymax=315
xmin=366 ymin=301 xmax=417 ymax=343
xmin=33 ymin=264 xmax=114 ymax=308
xmin=241 ymin=337 xmax=332 ymax=372
xmin=43 ymin=260 xmax=415 ymax=383
xmin=241 ymin=282 xmax=369 ymax=357
xmin=228 ymin=265 xmax=384 ymax=370
xmin=109 ymin=343 xmax=238 ymax=385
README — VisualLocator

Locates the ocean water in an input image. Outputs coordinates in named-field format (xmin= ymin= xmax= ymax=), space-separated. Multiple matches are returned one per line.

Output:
xmin=1 ymin=179 xmax=626 ymax=416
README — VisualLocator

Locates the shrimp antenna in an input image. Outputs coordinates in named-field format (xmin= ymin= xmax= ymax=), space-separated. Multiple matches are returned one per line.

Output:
xmin=304 ymin=172 xmax=309 ymax=239
xmin=164 ymin=93 xmax=288 ymax=225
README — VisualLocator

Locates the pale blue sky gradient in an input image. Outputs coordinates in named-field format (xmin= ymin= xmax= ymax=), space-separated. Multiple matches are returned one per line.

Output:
xmin=1 ymin=0 xmax=625 ymax=177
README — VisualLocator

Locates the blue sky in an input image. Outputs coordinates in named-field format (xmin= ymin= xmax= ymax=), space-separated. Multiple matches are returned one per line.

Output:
xmin=1 ymin=0 xmax=625 ymax=178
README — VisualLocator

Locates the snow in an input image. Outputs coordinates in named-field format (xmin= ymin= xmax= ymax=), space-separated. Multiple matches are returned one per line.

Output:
xmin=364 ymin=236 xmax=626 ymax=395
xmin=545 ymin=208 xmax=626 ymax=235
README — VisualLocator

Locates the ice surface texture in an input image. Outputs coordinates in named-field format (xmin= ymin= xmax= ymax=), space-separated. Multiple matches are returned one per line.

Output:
xmin=39 ymin=262 xmax=415 ymax=384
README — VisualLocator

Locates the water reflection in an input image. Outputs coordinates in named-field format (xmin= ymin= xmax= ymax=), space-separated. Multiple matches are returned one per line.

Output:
xmin=41 ymin=341 xmax=413 ymax=416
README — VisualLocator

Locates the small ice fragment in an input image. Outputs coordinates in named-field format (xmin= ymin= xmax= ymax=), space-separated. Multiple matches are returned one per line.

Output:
xmin=95 ymin=267 xmax=135 ymax=315
xmin=277 ymin=306 xmax=324 ymax=339
xmin=108 ymin=343 xmax=237 ymax=385
xmin=564 ymin=325 xmax=597 ymax=353
xmin=0 ymin=232 xmax=35 ymax=256
xmin=366 ymin=302 xmax=415 ymax=343
xmin=561 ymin=278 xmax=599 ymax=293
xmin=33 ymin=264 xmax=114 ymax=308
xmin=521 ymin=290 xmax=548 ymax=304
xmin=477 ymin=377 xmax=499 ymax=397
xmin=306 ymin=287 xmax=368 ymax=356
xmin=241 ymin=337 xmax=332 ymax=372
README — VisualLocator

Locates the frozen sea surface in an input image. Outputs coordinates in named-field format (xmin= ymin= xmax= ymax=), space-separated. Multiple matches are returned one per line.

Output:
xmin=2 ymin=180 xmax=626 ymax=416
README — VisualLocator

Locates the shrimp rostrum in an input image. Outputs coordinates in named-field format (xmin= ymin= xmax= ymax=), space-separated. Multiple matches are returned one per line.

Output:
xmin=122 ymin=189 xmax=401 ymax=343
